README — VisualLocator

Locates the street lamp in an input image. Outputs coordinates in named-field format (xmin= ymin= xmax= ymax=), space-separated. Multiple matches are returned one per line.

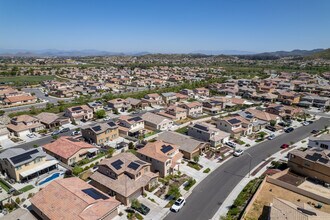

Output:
xmin=245 ymin=152 xmax=253 ymax=178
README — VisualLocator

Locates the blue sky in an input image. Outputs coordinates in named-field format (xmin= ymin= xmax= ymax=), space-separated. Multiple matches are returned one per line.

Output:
xmin=0 ymin=0 xmax=329 ymax=53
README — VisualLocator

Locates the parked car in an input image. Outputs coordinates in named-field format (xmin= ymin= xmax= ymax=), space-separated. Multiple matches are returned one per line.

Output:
xmin=284 ymin=127 xmax=294 ymax=133
xmin=132 ymin=203 xmax=150 ymax=215
xmin=265 ymin=125 xmax=276 ymax=132
xmin=281 ymin=144 xmax=289 ymax=149
xmin=302 ymin=121 xmax=310 ymax=126
xmin=311 ymin=129 xmax=319 ymax=134
xmin=71 ymin=130 xmax=81 ymax=136
xmin=52 ymin=130 xmax=61 ymax=136
xmin=233 ymin=149 xmax=243 ymax=157
xmin=60 ymin=127 xmax=70 ymax=133
xmin=308 ymin=120 xmax=314 ymax=124
xmin=226 ymin=141 xmax=237 ymax=148
xmin=170 ymin=197 xmax=186 ymax=212
xmin=267 ymin=134 xmax=275 ymax=140
xmin=26 ymin=133 xmax=37 ymax=138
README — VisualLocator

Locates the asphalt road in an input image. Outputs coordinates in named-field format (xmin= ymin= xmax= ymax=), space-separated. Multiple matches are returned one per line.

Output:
xmin=6 ymin=130 xmax=73 ymax=151
xmin=165 ymin=117 xmax=330 ymax=220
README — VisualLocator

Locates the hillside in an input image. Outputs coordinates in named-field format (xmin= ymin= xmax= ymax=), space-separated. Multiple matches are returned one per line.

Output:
xmin=307 ymin=48 xmax=330 ymax=60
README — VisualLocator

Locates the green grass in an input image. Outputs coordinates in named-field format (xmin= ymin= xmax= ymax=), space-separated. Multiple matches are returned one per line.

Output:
xmin=0 ymin=75 xmax=57 ymax=85
xmin=175 ymin=126 xmax=188 ymax=134
xmin=18 ymin=185 xmax=34 ymax=193
xmin=184 ymin=178 xmax=196 ymax=191
xmin=187 ymin=162 xmax=202 ymax=171
xmin=203 ymin=168 xmax=211 ymax=173
xmin=0 ymin=179 xmax=10 ymax=192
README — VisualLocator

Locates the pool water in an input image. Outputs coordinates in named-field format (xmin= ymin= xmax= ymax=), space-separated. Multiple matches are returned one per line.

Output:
xmin=38 ymin=172 xmax=63 ymax=185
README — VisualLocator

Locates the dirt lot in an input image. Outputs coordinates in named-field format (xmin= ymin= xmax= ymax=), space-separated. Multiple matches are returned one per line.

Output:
xmin=244 ymin=181 xmax=330 ymax=220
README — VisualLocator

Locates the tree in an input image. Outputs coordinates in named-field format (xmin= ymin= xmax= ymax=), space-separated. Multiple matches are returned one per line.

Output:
xmin=269 ymin=120 xmax=276 ymax=127
xmin=46 ymin=102 xmax=54 ymax=110
xmin=167 ymin=185 xmax=181 ymax=199
xmin=193 ymin=155 xmax=200 ymax=164
xmin=128 ymin=142 xmax=134 ymax=149
xmin=95 ymin=109 xmax=106 ymax=119
xmin=131 ymin=199 xmax=141 ymax=209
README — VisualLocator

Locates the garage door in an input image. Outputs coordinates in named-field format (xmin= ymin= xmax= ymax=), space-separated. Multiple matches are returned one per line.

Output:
xmin=129 ymin=188 xmax=142 ymax=203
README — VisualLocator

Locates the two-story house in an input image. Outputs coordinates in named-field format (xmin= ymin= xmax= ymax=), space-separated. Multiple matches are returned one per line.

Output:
xmin=187 ymin=122 xmax=230 ymax=147
xmin=107 ymin=98 xmax=131 ymax=112
xmin=64 ymin=105 xmax=93 ymax=121
xmin=141 ymin=112 xmax=173 ymax=131
xmin=81 ymin=121 xmax=119 ymax=145
xmin=178 ymin=102 xmax=203 ymax=117
xmin=89 ymin=153 xmax=158 ymax=205
xmin=193 ymin=87 xmax=209 ymax=97
xmin=157 ymin=105 xmax=187 ymax=121
xmin=117 ymin=115 xmax=145 ymax=137
xmin=43 ymin=136 xmax=99 ymax=166
xmin=7 ymin=115 xmax=45 ymax=137
xmin=0 ymin=147 xmax=59 ymax=183
xmin=137 ymin=140 xmax=183 ymax=177
xmin=265 ymin=104 xmax=303 ymax=119
xmin=87 ymin=101 xmax=104 ymax=113
xmin=161 ymin=92 xmax=177 ymax=104
xmin=276 ymin=91 xmax=301 ymax=105
xmin=142 ymin=93 xmax=164 ymax=106
xmin=308 ymin=134 xmax=330 ymax=150
xmin=214 ymin=115 xmax=253 ymax=138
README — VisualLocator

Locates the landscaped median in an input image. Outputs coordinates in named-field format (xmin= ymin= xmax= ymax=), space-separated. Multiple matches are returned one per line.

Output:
xmin=221 ymin=177 xmax=264 ymax=220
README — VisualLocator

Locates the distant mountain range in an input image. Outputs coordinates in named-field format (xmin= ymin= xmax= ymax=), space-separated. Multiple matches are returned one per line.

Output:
xmin=0 ymin=48 xmax=329 ymax=59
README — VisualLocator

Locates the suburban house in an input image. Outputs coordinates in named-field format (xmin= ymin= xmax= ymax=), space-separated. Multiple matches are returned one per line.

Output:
xmin=157 ymin=105 xmax=187 ymax=121
xmin=89 ymin=153 xmax=158 ymax=205
xmin=2 ymin=93 xmax=37 ymax=107
xmin=178 ymin=101 xmax=203 ymax=117
xmin=142 ymin=93 xmax=164 ymax=106
xmin=288 ymin=148 xmax=330 ymax=184
xmin=117 ymin=115 xmax=145 ymax=137
xmin=7 ymin=115 xmax=45 ymax=137
xmin=276 ymin=91 xmax=301 ymax=105
xmin=35 ymin=112 xmax=70 ymax=129
xmin=0 ymin=125 xmax=9 ymax=141
xmin=30 ymin=177 xmax=120 ymax=220
xmin=87 ymin=101 xmax=104 ymax=112
xmin=308 ymin=134 xmax=330 ymax=150
xmin=214 ymin=115 xmax=253 ymax=138
xmin=137 ymin=140 xmax=183 ymax=177
xmin=43 ymin=136 xmax=99 ymax=166
xmin=265 ymin=104 xmax=303 ymax=119
xmin=81 ymin=121 xmax=119 ymax=145
xmin=64 ymin=105 xmax=93 ymax=121
xmin=187 ymin=122 xmax=230 ymax=147
xmin=0 ymin=147 xmax=59 ymax=183
xmin=161 ymin=92 xmax=177 ymax=104
xmin=180 ymin=89 xmax=195 ymax=98
xmin=157 ymin=131 xmax=208 ymax=160
xmin=299 ymin=95 xmax=330 ymax=108
xmin=126 ymin=97 xmax=149 ymax=110
xmin=269 ymin=197 xmax=330 ymax=220
xmin=108 ymin=98 xmax=131 ymax=112
xmin=193 ymin=87 xmax=209 ymax=97
xmin=202 ymin=100 xmax=223 ymax=115
xmin=141 ymin=112 xmax=173 ymax=131
xmin=244 ymin=108 xmax=280 ymax=123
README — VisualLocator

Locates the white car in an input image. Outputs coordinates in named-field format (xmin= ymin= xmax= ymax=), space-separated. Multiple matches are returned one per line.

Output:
xmin=226 ymin=141 xmax=237 ymax=148
xmin=233 ymin=149 xmax=243 ymax=157
xmin=302 ymin=121 xmax=310 ymax=126
xmin=171 ymin=197 xmax=186 ymax=212
xmin=71 ymin=131 xmax=81 ymax=136
xmin=267 ymin=134 xmax=275 ymax=140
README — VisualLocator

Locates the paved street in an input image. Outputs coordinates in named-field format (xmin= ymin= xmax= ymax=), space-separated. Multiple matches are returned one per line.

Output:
xmin=164 ymin=117 xmax=330 ymax=220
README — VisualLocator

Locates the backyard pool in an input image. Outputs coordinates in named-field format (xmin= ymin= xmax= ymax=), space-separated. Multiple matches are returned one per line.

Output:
xmin=38 ymin=172 xmax=64 ymax=186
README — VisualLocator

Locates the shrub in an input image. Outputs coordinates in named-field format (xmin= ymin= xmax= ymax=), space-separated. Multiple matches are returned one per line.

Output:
xmin=203 ymin=168 xmax=211 ymax=173
xmin=73 ymin=166 xmax=84 ymax=176
xmin=15 ymin=197 xmax=21 ymax=204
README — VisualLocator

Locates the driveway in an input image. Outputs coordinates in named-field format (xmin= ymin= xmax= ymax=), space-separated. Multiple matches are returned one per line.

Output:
xmin=164 ymin=117 xmax=330 ymax=220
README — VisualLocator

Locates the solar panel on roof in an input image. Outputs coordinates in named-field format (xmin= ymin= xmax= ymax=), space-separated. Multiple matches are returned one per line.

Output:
xmin=313 ymin=153 xmax=322 ymax=159
xmin=10 ymin=149 xmax=39 ymax=165
xmin=194 ymin=124 xmax=209 ymax=132
xmin=92 ymin=126 xmax=101 ymax=132
xmin=82 ymin=188 xmax=109 ymax=200
xmin=111 ymin=159 xmax=124 ymax=170
xmin=128 ymin=162 xmax=140 ymax=170
xmin=72 ymin=107 xmax=83 ymax=111
xmin=128 ymin=116 xmax=142 ymax=122
xmin=228 ymin=118 xmax=241 ymax=124
xmin=318 ymin=157 xmax=329 ymax=164
xmin=305 ymin=155 xmax=318 ymax=161
xmin=161 ymin=145 xmax=173 ymax=153
xmin=107 ymin=122 xmax=116 ymax=127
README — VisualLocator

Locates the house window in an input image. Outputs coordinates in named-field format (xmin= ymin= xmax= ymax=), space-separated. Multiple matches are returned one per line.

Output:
xmin=34 ymin=158 xmax=42 ymax=164
xmin=16 ymin=166 xmax=22 ymax=170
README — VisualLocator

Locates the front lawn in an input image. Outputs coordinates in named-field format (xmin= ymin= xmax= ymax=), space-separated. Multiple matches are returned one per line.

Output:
xmin=184 ymin=178 xmax=196 ymax=191
xmin=175 ymin=126 xmax=188 ymax=134
xmin=0 ymin=179 xmax=10 ymax=192
xmin=187 ymin=162 xmax=202 ymax=171
xmin=18 ymin=185 xmax=34 ymax=193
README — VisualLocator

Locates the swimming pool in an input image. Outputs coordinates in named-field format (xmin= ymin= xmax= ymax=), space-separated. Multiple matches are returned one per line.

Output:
xmin=38 ymin=172 xmax=64 ymax=185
